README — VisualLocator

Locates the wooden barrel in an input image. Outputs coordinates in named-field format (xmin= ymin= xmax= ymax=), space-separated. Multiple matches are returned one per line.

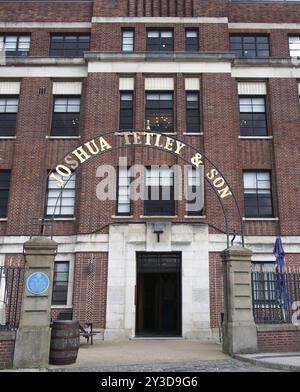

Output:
xmin=49 ymin=320 xmax=80 ymax=365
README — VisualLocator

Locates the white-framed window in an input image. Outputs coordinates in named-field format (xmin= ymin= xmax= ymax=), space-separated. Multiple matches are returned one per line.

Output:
xmin=144 ymin=166 xmax=175 ymax=216
xmin=0 ymin=35 xmax=30 ymax=56
xmin=52 ymin=261 xmax=69 ymax=305
xmin=288 ymin=36 xmax=300 ymax=57
xmin=239 ymin=96 xmax=267 ymax=136
xmin=0 ymin=96 xmax=19 ymax=136
xmin=243 ymin=171 xmax=273 ymax=217
xmin=147 ymin=30 xmax=173 ymax=51
xmin=186 ymin=166 xmax=203 ymax=216
xmin=122 ymin=30 xmax=134 ymax=52
xmin=46 ymin=173 xmax=76 ymax=217
xmin=51 ymin=96 xmax=81 ymax=136
xmin=117 ymin=167 xmax=131 ymax=215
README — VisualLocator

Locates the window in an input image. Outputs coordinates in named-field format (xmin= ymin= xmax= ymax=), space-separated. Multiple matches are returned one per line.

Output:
xmin=145 ymin=92 xmax=173 ymax=132
xmin=46 ymin=173 xmax=76 ymax=217
xmin=144 ymin=166 xmax=175 ymax=216
xmin=239 ymin=96 xmax=267 ymax=136
xmin=185 ymin=30 xmax=199 ymax=52
xmin=0 ymin=171 xmax=10 ymax=218
xmin=51 ymin=96 xmax=80 ymax=136
xmin=288 ymin=36 xmax=300 ymax=57
xmin=119 ymin=92 xmax=133 ymax=130
xmin=52 ymin=261 xmax=69 ymax=305
xmin=243 ymin=171 xmax=273 ymax=217
xmin=0 ymin=96 xmax=19 ymax=136
xmin=186 ymin=167 xmax=203 ymax=216
xmin=186 ymin=92 xmax=200 ymax=133
xmin=146 ymin=30 xmax=173 ymax=52
xmin=230 ymin=35 xmax=270 ymax=58
xmin=122 ymin=30 xmax=134 ymax=52
xmin=0 ymin=35 xmax=30 ymax=56
xmin=49 ymin=35 xmax=90 ymax=57
xmin=117 ymin=167 xmax=131 ymax=215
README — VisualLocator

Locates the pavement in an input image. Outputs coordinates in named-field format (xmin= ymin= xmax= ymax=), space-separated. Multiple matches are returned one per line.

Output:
xmin=46 ymin=338 xmax=279 ymax=372
xmin=235 ymin=352 xmax=300 ymax=372
xmin=2 ymin=338 xmax=300 ymax=372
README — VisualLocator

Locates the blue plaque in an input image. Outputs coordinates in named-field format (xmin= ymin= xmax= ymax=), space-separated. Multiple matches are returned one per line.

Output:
xmin=26 ymin=272 xmax=50 ymax=295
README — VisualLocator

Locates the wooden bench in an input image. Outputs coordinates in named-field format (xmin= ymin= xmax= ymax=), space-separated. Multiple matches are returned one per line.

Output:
xmin=79 ymin=322 xmax=97 ymax=345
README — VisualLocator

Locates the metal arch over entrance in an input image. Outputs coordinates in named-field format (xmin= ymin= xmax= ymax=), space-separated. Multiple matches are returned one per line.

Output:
xmin=34 ymin=129 xmax=245 ymax=248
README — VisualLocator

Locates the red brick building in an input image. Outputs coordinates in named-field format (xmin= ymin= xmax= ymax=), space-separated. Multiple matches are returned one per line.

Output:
xmin=0 ymin=0 xmax=300 ymax=350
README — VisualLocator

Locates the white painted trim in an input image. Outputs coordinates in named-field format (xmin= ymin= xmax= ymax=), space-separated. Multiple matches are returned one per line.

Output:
xmin=229 ymin=23 xmax=300 ymax=30
xmin=53 ymin=217 xmax=76 ymax=221
xmin=88 ymin=61 xmax=231 ymax=74
xmin=184 ymin=215 xmax=207 ymax=219
xmin=0 ymin=136 xmax=16 ymax=140
xmin=145 ymin=77 xmax=174 ymax=90
xmin=185 ymin=78 xmax=200 ymax=90
xmin=54 ymin=253 xmax=75 ymax=308
xmin=51 ymin=305 xmax=73 ymax=309
xmin=139 ymin=216 xmax=178 ymax=218
xmin=0 ymin=66 xmax=87 ymax=78
xmin=239 ymin=136 xmax=273 ymax=139
xmin=0 ymin=81 xmax=20 ymax=94
xmin=238 ymin=81 xmax=267 ymax=95
xmin=53 ymin=81 xmax=82 ymax=95
xmin=232 ymin=66 xmax=300 ymax=78
xmin=111 ymin=215 xmax=134 ymax=218
xmin=0 ymin=218 xmax=7 ymax=221
xmin=119 ymin=77 xmax=135 ymax=91
xmin=92 ymin=17 xmax=228 ymax=24
xmin=46 ymin=136 xmax=81 ymax=140
xmin=243 ymin=217 xmax=279 ymax=221
xmin=0 ymin=22 xmax=91 ymax=29
xmin=183 ymin=132 xmax=204 ymax=135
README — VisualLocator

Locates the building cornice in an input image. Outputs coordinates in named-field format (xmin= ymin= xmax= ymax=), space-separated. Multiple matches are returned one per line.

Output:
xmin=91 ymin=17 xmax=229 ymax=24
xmin=84 ymin=51 xmax=235 ymax=63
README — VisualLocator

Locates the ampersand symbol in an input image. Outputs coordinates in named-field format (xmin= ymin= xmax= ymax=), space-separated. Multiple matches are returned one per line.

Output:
xmin=191 ymin=153 xmax=203 ymax=167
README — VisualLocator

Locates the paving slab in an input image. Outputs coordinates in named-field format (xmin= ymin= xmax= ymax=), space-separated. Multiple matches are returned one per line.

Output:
xmin=235 ymin=352 xmax=300 ymax=372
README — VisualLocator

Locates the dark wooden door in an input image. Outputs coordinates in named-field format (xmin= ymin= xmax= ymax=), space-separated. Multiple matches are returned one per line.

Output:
xmin=136 ymin=253 xmax=181 ymax=337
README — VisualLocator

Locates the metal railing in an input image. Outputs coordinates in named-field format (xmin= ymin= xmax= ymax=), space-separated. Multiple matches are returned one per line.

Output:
xmin=0 ymin=266 xmax=24 ymax=331
xmin=251 ymin=264 xmax=300 ymax=324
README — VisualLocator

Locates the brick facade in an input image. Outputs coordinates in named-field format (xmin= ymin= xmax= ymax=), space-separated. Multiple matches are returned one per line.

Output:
xmin=0 ymin=339 xmax=15 ymax=369
xmin=0 ymin=0 xmax=299 ymax=356
xmin=257 ymin=329 xmax=300 ymax=353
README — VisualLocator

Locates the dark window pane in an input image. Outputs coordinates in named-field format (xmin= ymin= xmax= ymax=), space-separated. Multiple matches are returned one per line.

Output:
xmin=51 ymin=96 xmax=81 ymax=136
xmin=230 ymin=35 xmax=270 ymax=58
xmin=50 ymin=35 xmax=90 ymax=57
xmin=52 ymin=261 xmax=69 ymax=305
xmin=147 ymin=30 xmax=173 ymax=52
xmin=119 ymin=92 xmax=133 ymax=130
xmin=243 ymin=171 xmax=273 ymax=217
xmin=146 ymin=92 xmax=173 ymax=132
xmin=0 ymin=171 xmax=10 ymax=218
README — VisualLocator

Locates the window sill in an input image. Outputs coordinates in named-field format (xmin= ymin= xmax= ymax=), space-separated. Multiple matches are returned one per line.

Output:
xmin=184 ymin=215 xmax=206 ymax=219
xmin=183 ymin=132 xmax=203 ymax=136
xmin=0 ymin=136 xmax=16 ymax=139
xmin=111 ymin=215 xmax=134 ymax=218
xmin=51 ymin=305 xmax=72 ymax=309
xmin=46 ymin=136 xmax=81 ymax=139
xmin=242 ymin=217 xmax=279 ymax=221
xmin=51 ymin=217 xmax=76 ymax=221
xmin=0 ymin=218 xmax=8 ymax=221
xmin=140 ymin=215 xmax=178 ymax=219
xmin=239 ymin=136 xmax=273 ymax=140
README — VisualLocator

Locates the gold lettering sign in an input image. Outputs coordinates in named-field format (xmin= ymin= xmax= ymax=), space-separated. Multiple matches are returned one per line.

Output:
xmin=50 ymin=132 xmax=232 ymax=199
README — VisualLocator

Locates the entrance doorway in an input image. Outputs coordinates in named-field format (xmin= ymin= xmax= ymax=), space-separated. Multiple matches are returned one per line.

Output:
xmin=136 ymin=252 xmax=182 ymax=337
